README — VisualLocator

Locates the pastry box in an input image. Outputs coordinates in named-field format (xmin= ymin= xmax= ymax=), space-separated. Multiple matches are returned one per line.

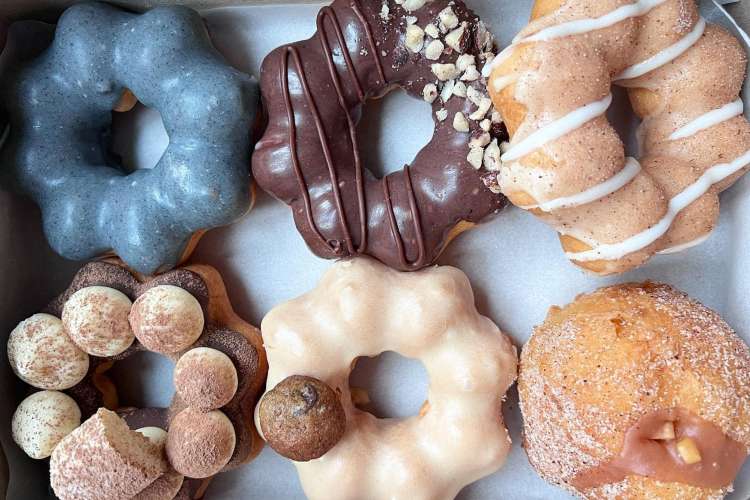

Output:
xmin=1 ymin=0 xmax=749 ymax=498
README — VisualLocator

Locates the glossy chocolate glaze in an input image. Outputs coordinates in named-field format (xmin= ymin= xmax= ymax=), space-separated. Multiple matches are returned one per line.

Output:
xmin=253 ymin=0 xmax=506 ymax=270
xmin=43 ymin=261 xmax=262 ymax=492
xmin=572 ymin=408 xmax=748 ymax=491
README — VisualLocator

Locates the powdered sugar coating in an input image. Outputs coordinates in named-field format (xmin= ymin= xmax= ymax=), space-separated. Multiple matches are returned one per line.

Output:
xmin=130 ymin=285 xmax=204 ymax=354
xmin=7 ymin=313 xmax=89 ymax=390
xmin=519 ymin=283 xmax=750 ymax=498
xmin=62 ymin=286 xmax=134 ymax=357
xmin=12 ymin=391 xmax=81 ymax=459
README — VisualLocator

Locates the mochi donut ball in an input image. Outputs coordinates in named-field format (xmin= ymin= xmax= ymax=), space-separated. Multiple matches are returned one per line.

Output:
xmin=135 ymin=427 xmax=184 ymax=500
xmin=174 ymin=348 xmax=238 ymax=410
xmin=12 ymin=391 xmax=81 ymax=459
xmin=130 ymin=285 xmax=204 ymax=354
xmin=7 ymin=313 xmax=89 ymax=390
xmin=166 ymin=408 xmax=236 ymax=478
xmin=259 ymin=375 xmax=346 ymax=462
xmin=62 ymin=286 xmax=134 ymax=356
xmin=520 ymin=283 xmax=750 ymax=499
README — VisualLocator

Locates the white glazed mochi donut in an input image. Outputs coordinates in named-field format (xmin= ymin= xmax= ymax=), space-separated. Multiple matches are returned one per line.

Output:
xmin=261 ymin=257 xmax=518 ymax=500
xmin=488 ymin=0 xmax=750 ymax=275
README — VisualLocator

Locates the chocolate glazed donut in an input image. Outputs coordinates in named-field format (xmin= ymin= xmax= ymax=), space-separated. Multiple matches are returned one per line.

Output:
xmin=253 ymin=0 xmax=507 ymax=270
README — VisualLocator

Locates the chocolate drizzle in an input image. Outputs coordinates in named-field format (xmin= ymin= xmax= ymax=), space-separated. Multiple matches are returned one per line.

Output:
xmin=253 ymin=0 xmax=505 ymax=270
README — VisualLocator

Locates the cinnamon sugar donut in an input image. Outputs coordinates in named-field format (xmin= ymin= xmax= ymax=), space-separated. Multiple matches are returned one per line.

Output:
xmin=253 ymin=0 xmax=508 ymax=271
xmin=258 ymin=257 xmax=518 ymax=499
xmin=487 ymin=0 xmax=750 ymax=275
xmin=8 ymin=261 xmax=267 ymax=498
xmin=520 ymin=283 xmax=750 ymax=499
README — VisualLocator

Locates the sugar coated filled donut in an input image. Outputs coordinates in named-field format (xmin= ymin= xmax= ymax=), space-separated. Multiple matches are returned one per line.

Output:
xmin=488 ymin=0 xmax=750 ymax=275
xmin=520 ymin=283 xmax=750 ymax=498
xmin=258 ymin=257 xmax=518 ymax=499
xmin=0 ymin=2 xmax=258 ymax=274
xmin=254 ymin=0 xmax=509 ymax=271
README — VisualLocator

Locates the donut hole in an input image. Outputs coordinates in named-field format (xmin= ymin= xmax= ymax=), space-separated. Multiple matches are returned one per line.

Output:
xmin=109 ymin=351 xmax=176 ymax=409
xmin=109 ymin=97 xmax=169 ymax=172
xmin=348 ymin=351 xmax=429 ymax=419
xmin=607 ymin=86 xmax=640 ymax=157
xmin=356 ymin=90 xmax=434 ymax=178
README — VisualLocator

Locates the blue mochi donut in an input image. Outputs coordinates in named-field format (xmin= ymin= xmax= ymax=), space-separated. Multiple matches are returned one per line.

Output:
xmin=0 ymin=2 xmax=258 ymax=274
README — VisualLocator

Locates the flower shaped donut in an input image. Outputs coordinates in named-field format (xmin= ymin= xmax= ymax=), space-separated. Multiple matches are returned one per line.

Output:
xmin=0 ymin=2 xmax=258 ymax=274
xmin=7 ymin=260 xmax=267 ymax=498
xmin=257 ymin=257 xmax=518 ymax=500
xmin=488 ymin=0 xmax=750 ymax=275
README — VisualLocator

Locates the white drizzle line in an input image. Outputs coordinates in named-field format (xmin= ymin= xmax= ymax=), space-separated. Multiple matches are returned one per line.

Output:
xmin=615 ymin=17 xmax=706 ymax=81
xmin=656 ymin=232 xmax=712 ymax=255
xmin=669 ymin=99 xmax=744 ymax=141
xmin=520 ymin=157 xmax=642 ymax=212
xmin=493 ymin=75 xmax=517 ymax=93
xmin=0 ymin=124 xmax=9 ymax=151
xmin=566 ymin=149 xmax=750 ymax=262
xmin=501 ymin=94 xmax=612 ymax=162
xmin=486 ymin=0 xmax=669 ymax=76
xmin=514 ymin=0 xmax=668 ymax=44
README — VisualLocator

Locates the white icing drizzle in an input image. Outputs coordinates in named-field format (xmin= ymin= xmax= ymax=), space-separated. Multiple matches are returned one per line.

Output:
xmin=615 ymin=17 xmax=707 ymax=81
xmin=669 ymin=99 xmax=744 ymax=141
xmin=0 ymin=124 xmax=9 ymax=151
xmin=501 ymin=94 xmax=613 ymax=162
xmin=520 ymin=157 xmax=642 ymax=212
xmin=493 ymin=75 xmax=517 ymax=93
xmin=515 ymin=0 xmax=668 ymax=44
xmin=656 ymin=232 xmax=712 ymax=255
xmin=566 ymin=149 xmax=750 ymax=262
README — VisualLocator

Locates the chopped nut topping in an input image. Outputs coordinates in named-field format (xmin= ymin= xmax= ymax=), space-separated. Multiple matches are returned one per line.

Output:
xmin=467 ymin=147 xmax=484 ymax=169
xmin=425 ymin=39 xmax=444 ymax=61
xmin=456 ymin=54 xmax=476 ymax=72
xmin=395 ymin=0 xmax=430 ymax=12
xmin=499 ymin=141 xmax=511 ymax=154
xmin=650 ymin=422 xmax=676 ymax=441
xmin=470 ymin=132 xmax=491 ymax=149
xmin=453 ymin=81 xmax=467 ymax=98
xmin=431 ymin=63 xmax=458 ymax=81
xmin=484 ymin=139 xmax=501 ymax=171
xmin=491 ymin=110 xmax=503 ymax=123
xmin=405 ymin=24 xmax=425 ymax=53
xmin=461 ymin=65 xmax=481 ymax=82
xmin=406 ymin=16 xmax=418 ymax=25
xmin=380 ymin=2 xmax=390 ymax=21
xmin=424 ymin=23 xmax=440 ymax=39
xmin=440 ymin=79 xmax=455 ymax=102
xmin=438 ymin=6 xmax=459 ymax=30
xmin=436 ymin=108 xmax=449 ymax=122
xmin=445 ymin=24 xmax=466 ymax=53
xmin=676 ymin=437 xmax=702 ymax=464
xmin=480 ymin=119 xmax=491 ymax=132
xmin=453 ymin=112 xmax=470 ymax=132
xmin=423 ymin=83 xmax=438 ymax=103
xmin=466 ymin=85 xmax=482 ymax=106
xmin=469 ymin=97 xmax=492 ymax=120
xmin=475 ymin=21 xmax=494 ymax=52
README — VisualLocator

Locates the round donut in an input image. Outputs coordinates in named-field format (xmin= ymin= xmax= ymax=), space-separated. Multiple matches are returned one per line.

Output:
xmin=520 ymin=283 xmax=750 ymax=498
xmin=253 ymin=0 xmax=508 ymax=271
xmin=0 ymin=2 xmax=258 ymax=274
xmin=8 ymin=260 xmax=267 ymax=498
xmin=487 ymin=0 xmax=750 ymax=275
xmin=258 ymin=257 xmax=518 ymax=499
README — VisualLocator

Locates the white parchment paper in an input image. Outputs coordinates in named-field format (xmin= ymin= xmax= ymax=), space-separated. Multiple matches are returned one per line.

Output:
xmin=1 ymin=1 xmax=749 ymax=499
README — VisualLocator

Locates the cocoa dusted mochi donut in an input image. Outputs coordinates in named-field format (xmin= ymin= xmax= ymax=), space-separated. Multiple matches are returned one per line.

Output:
xmin=7 ymin=260 xmax=267 ymax=499
xmin=520 ymin=283 xmax=750 ymax=499
xmin=257 ymin=257 xmax=518 ymax=499
xmin=253 ymin=0 xmax=509 ymax=270
xmin=0 ymin=2 xmax=258 ymax=274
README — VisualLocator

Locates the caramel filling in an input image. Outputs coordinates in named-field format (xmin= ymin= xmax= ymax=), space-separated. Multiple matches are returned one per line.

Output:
xmin=572 ymin=408 xmax=748 ymax=491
